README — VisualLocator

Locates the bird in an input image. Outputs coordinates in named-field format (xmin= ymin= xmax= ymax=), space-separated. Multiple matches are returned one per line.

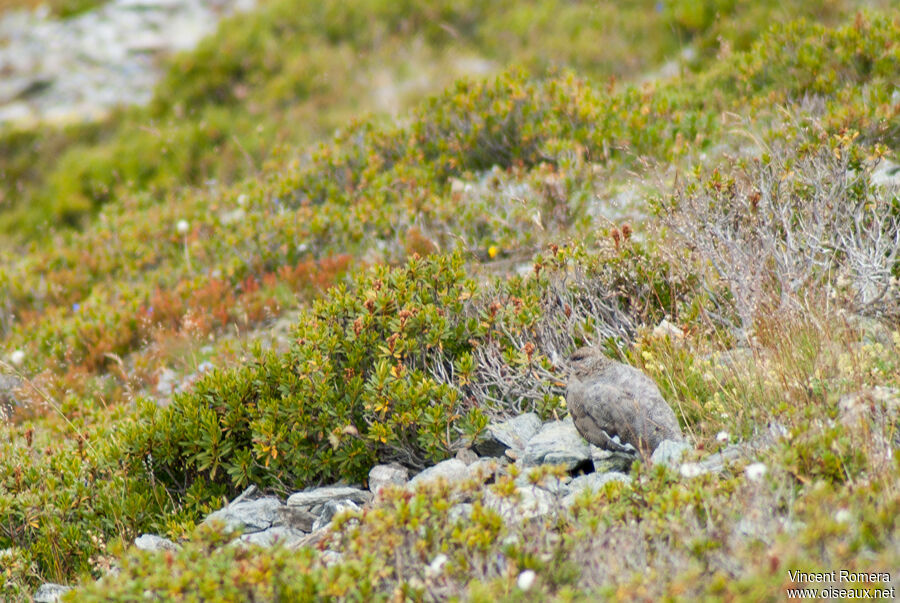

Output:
xmin=566 ymin=346 xmax=684 ymax=460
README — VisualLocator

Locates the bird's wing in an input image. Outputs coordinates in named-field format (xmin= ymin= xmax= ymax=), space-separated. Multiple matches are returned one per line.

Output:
xmin=571 ymin=381 xmax=646 ymax=451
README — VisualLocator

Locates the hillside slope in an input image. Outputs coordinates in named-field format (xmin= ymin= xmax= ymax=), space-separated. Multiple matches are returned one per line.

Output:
xmin=1 ymin=3 xmax=898 ymax=601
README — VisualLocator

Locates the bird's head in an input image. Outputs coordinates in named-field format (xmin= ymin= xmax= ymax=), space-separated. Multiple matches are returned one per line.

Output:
xmin=566 ymin=345 xmax=611 ymax=378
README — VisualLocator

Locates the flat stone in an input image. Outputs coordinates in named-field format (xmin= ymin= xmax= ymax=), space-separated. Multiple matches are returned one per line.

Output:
xmin=204 ymin=496 xmax=282 ymax=533
xmin=871 ymin=159 xmax=900 ymax=188
xmin=590 ymin=445 xmax=635 ymax=473
xmin=474 ymin=413 xmax=542 ymax=456
xmin=650 ymin=439 xmax=692 ymax=468
xmin=277 ymin=505 xmax=317 ymax=532
xmin=697 ymin=444 xmax=746 ymax=474
xmin=520 ymin=419 xmax=590 ymax=470
xmin=311 ymin=499 xmax=360 ymax=532
xmin=286 ymin=486 xmax=372 ymax=509
xmin=484 ymin=486 xmax=556 ymax=520
xmin=455 ymin=447 xmax=479 ymax=465
xmin=134 ymin=534 xmax=179 ymax=552
xmin=237 ymin=526 xmax=305 ymax=549
xmin=34 ymin=583 xmax=72 ymax=602
xmin=408 ymin=459 xmax=468 ymax=488
xmin=514 ymin=471 xmax=570 ymax=496
xmin=562 ymin=472 xmax=630 ymax=507
xmin=570 ymin=471 xmax=630 ymax=493
xmin=368 ymin=464 xmax=409 ymax=494
xmin=468 ymin=457 xmax=507 ymax=481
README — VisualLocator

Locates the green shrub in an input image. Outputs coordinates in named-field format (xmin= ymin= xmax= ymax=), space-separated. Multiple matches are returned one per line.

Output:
xmin=122 ymin=253 xmax=488 ymax=499
xmin=0 ymin=408 xmax=168 ymax=592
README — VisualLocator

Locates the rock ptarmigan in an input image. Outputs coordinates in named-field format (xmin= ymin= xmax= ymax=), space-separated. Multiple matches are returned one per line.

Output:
xmin=566 ymin=346 xmax=684 ymax=459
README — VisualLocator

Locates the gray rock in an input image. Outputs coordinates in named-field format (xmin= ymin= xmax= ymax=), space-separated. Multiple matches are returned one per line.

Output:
xmin=134 ymin=534 xmax=179 ymax=552
xmin=562 ymin=472 xmax=630 ymax=506
xmin=473 ymin=412 xmax=542 ymax=456
xmin=566 ymin=346 xmax=684 ymax=460
xmin=277 ymin=506 xmax=317 ymax=532
xmin=33 ymin=583 xmax=71 ymax=603
xmin=286 ymin=486 xmax=372 ymax=509
xmin=408 ymin=459 xmax=469 ymax=488
xmin=484 ymin=486 xmax=556 ymax=520
xmin=871 ymin=159 xmax=900 ymax=188
xmin=448 ymin=503 xmax=474 ymax=522
xmin=311 ymin=499 xmax=360 ymax=532
xmin=455 ymin=447 xmax=479 ymax=465
xmin=468 ymin=457 xmax=507 ymax=481
xmin=514 ymin=471 xmax=571 ymax=496
xmin=0 ymin=374 xmax=21 ymax=421
xmin=845 ymin=314 xmax=894 ymax=347
xmin=697 ymin=444 xmax=746 ymax=474
xmin=520 ymin=419 xmax=591 ymax=470
xmin=839 ymin=386 xmax=899 ymax=426
xmin=650 ymin=439 xmax=692 ymax=467
xmin=237 ymin=526 xmax=305 ymax=549
xmin=569 ymin=471 xmax=630 ymax=493
xmin=0 ymin=0 xmax=256 ymax=129
xmin=204 ymin=496 xmax=282 ymax=533
xmin=590 ymin=445 xmax=635 ymax=473
xmin=368 ymin=463 xmax=409 ymax=494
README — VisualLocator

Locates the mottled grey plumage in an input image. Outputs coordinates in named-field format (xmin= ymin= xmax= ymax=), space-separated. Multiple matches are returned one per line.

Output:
xmin=566 ymin=346 xmax=683 ymax=459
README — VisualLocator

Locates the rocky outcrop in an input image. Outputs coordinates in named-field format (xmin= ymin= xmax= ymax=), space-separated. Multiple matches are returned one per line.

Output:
xmin=368 ymin=463 xmax=409 ymax=495
xmin=126 ymin=407 xmax=797 ymax=581
xmin=473 ymin=412 xmax=542 ymax=457
xmin=33 ymin=583 xmax=71 ymax=602
xmin=520 ymin=419 xmax=591 ymax=470
xmin=134 ymin=534 xmax=179 ymax=552
xmin=0 ymin=0 xmax=255 ymax=128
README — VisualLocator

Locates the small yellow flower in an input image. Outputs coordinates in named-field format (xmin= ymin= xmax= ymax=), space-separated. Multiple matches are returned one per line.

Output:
xmin=488 ymin=245 xmax=499 ymax=259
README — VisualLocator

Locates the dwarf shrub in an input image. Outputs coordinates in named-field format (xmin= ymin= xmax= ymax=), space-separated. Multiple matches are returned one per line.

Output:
xmin=123 ymin=253 xmax=490 ymax=500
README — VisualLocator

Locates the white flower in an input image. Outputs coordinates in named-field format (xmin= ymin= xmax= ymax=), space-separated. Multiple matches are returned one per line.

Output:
xmin=9 ymin=349 xmax=25 ymax=367
xmin=176 ymin=219 xmax=190 ymax=235
xmin=426 ymin=554 xmax=448 ymax=577
xmin=517 ymin=570 xmax=536 ymax=591
xmin=237 ymin=194 xmax=248 ymax=206
xmin=834 ymin=509 xmax=851 ymax=523
xmin=680 ymin=462 xmax=704 ymax=478
xmin=745 ymin=462 xmax=767 ymax=481
xmin=716 ymin=431 xmax=730 ymax=443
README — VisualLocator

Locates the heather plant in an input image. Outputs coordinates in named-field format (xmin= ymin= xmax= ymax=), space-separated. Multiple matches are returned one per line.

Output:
xmin=4 ymin=11 xmax=898 ymax=394
xmin=662 ymin=126 xmax=900 ymax=337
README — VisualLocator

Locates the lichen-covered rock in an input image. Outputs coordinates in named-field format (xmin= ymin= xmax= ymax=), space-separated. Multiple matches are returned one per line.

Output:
xmin=520 ymin=419 xmax=591 ymax=470
xmin=311 ymin=499 xmax=360 ymax=532
xmin=286 ymin=486 xmax=372 ymax=509
xmin=484 ymin=486 xmax=556 ymax=520
xmin=368 ymin=464 xmax=409 ymax=494
xmin=473 ymin=412 xmax=543 ymax=457
xmin=408 ymin=459 xmax=469 ymax=488
xmin=33 ymin=583 xmax=72 ymax=603
xmin=204 ymin=497 xmax=283 ymax=533
xmin=568 ymin=471 xmax=630 ymax=494
xmin=134 ymin=534 xmax=179 ymax=552
xmin=237 ymin=526 xmax=306 ymax=549
xmin=590 ymin=445 xmax=635 ymax=473
xmin=650 ymin=439 xmax=692 ymax=467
